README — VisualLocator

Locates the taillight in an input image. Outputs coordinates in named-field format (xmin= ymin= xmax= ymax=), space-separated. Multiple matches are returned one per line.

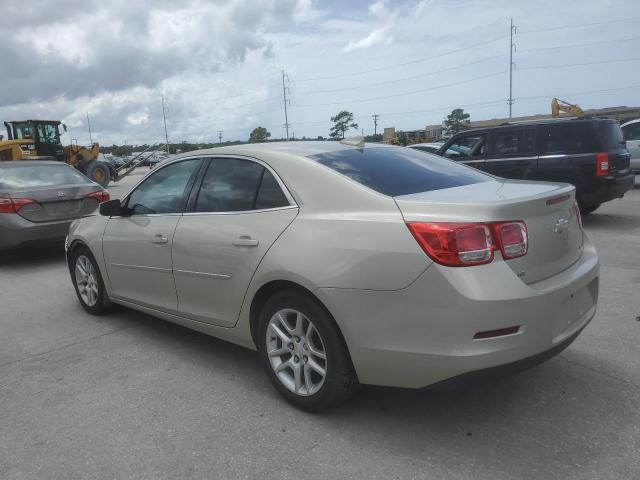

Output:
xmin=407 ymin=220 xmax=528 ymax=267
xmin=86 ymin=190 xmax=110 ymax=203
xmin=573 ymin=201 xmax=583 ymax=230
xmin=493 ymin=221 xmax=528 ymax=259
xmin=407 ymin=222 xmax=495 ymax=266
xmin=0 ymin=196 xmax=36 ymax=214
xmin=596 ymin=152 xmax=609 ymax=177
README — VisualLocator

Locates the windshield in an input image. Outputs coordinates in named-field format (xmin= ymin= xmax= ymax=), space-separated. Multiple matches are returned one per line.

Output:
xmin=0 ymin=164 xmax=90 ymax=189
xmin=36 ymin=123 xmax=61 ymax=144
xmin=308 ymin=146 xmax=491 ymax=197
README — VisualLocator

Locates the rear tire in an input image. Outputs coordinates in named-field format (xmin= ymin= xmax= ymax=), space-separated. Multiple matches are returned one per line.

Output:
xmin=70 ymin=246 xmax=112 ymax=315
xmin=86 ymin=162 xmax=110 ymax=187
xmin=579 ymin=202 xmax=600 ymax=215
xmin=257 ymin=289 xmax=357 ymax=412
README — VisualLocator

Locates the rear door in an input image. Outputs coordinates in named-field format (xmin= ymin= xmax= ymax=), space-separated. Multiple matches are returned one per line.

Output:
xmin=102 ymin=158 xmax=203 ymax=312
xmin=484 ymin=127 xmax=537 ymax=179
xmin=172 ymin=157 xmax=298 ymax=327
xmin=439 ymin=132 xmax=488 ymax=170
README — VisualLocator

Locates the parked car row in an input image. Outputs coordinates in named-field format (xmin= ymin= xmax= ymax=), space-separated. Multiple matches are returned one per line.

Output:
xmin=411 ymin=117 xmax=635 ymax=214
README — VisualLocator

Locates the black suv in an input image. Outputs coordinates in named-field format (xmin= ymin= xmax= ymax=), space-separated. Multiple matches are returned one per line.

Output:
xmin=436 ymin=118 xmax=634 ymax=213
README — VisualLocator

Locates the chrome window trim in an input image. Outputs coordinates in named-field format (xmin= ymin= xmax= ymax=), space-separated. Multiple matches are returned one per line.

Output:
xmin=182 ymin=205 xmax=299 ymax=217
xmin=484 ymin=156 xmax=538 ymax=162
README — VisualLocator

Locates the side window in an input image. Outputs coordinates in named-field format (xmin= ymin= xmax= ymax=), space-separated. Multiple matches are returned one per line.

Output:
xmin=195 ymin=158 xmax=264 ymax=212
xmin=443 ymin=134 xmax=487 ymax=160
xmin=539 ymin=124 xmax=596 ymax=154
xmin=255 ymin=170 xmax=290 ymax=210
xmin=492 ymin=129 xmax=536 ymax=156
xmin=126 ymin=159 xmax=200 ymax=215
xmin=622 ymin=123 xmax=640 ymax=141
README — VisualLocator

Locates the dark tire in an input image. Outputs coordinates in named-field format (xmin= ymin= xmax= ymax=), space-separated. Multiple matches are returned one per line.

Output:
xmin=70 ymin=246 xmax=112 ymax=315
xmin=257 ymin=289 xmax=357 ymax=412
xmin=86 ymin=162 xmax=110 ymax=187
xmin=579 ymin=202 xmax=600 ymax=215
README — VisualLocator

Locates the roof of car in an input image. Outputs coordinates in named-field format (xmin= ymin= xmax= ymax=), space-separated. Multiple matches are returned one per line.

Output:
xmin=449 ymin=117 xmax=616 ymax=137
xmin=621 ymin=118 xmax=640 ymax=127
xmin=175 ymin=140 xmax=395 ymax=160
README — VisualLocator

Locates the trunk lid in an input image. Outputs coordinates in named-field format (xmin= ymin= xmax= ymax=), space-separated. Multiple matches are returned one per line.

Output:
xmin=10 ymin=184 xmax=101 ymax=222
xmin=395 ymin=179 xmax=583 ymax=284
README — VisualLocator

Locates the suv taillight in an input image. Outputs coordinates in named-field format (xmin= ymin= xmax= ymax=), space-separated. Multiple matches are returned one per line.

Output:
xmin=596 ymin=152 xmax=609 ymax=177
xmin=85 ymin=190 xmax=110 ymax=203
xmin=407 ymin=221 xmax=528 ymax=267
xmin=0 ymin=196 xmax=36 ymax=214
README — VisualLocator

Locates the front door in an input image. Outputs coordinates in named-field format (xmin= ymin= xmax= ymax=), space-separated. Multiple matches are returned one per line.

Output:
xmin=102 ymin=158 xmax=202 ymax=312
xmin=172 ymin=157 xmax=298 ymax=327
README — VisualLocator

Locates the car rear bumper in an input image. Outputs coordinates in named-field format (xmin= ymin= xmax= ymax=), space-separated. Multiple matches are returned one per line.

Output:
xmin=0 ymin=213 xmax=71 ymax=251
xmin=581 ymin=173 xmax=635 ymax=206
xmin=317 ymin=237 xmax=599 ymax=389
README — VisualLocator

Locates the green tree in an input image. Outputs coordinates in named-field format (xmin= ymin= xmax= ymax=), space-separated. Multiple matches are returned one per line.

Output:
xmin=443 ymin=108 xmax=471 ymax=136
xmin=329 ymin=111 xmax=358 ymax=140
xmin=249 ymin=126 xmax=271 ymax=143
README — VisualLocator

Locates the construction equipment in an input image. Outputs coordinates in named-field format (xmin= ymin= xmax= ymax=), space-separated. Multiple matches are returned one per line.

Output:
xmin=0 ymin=119 xmax=165 ymax=187
xmin=551 ymin=98 xmax=584 ymax=118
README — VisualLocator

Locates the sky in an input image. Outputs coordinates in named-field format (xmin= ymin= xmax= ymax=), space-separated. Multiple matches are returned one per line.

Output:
xmin=0 ymin=0 xmax=638 ymax=145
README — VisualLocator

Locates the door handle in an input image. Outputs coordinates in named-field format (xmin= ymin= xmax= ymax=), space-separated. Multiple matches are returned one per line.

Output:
xmin=151 ymin=234 xmax=168 ymax=244
xmin=233 ymin=236 xmax=259 ymax=247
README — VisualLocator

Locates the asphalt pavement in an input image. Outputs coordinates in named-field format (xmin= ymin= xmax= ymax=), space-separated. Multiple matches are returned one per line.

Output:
xmin=0 ymin=175 xmax=638 ymax=480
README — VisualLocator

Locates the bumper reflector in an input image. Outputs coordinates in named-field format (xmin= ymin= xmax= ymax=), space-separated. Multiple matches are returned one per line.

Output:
xmin=473 ymin=326 xmax=520 ymax=340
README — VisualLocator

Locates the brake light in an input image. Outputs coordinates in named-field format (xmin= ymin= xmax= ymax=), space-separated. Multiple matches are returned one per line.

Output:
xmin=407 ymin=220 xmax=528 ymax=266
xmin=86 ymin=190 xmax=110 ymax=203
xmin=493 ymin=221 xmax=528 ymax=259
xmin=596 ymin=152 xmax=609 ymax=177
xmin=407 ymin=222 xmax=495 ymax=266
xmin=0 ymin=196 xmax=36 ymax=214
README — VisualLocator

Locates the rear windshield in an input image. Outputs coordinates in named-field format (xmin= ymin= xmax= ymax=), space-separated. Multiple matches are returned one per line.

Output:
xmin=596 ymin=122 xmax=625 ymax=149
xmin=308 ymin=147 xmax=490 ymax=197
xmin=0 ymin=164 xmax=91 ymax=189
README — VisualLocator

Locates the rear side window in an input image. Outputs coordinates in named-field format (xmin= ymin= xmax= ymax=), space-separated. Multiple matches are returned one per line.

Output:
xmin=309 ymin=147 xmax=490 ymax=197
xmin=195 ymin=158 xmax=290 ymax=212
xmin=596 ymin=122 xmax=625 ymax=149
xmin=539 ymin=123 xmax=597 ymax=154
xmin=491 ymin=129 xmax=536 ymax=155
xmin=0 ymin=164 xmax=90 ymax=189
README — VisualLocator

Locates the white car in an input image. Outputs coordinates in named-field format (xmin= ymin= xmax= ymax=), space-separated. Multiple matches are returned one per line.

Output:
xmin=66 ymin=141 xmax=599 ymax=411
xmin=621 ymin=119 xmax=640 ymax=173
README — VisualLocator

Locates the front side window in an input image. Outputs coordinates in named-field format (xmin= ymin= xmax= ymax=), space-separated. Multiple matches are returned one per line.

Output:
xmin=492 ymin=129 xmax=536 ymax=156
xmin=126 ymin=159 xmax=200 ymax=215
xmin=36 ymin=123 xmax=60 ymax=144
xmin=443 ymin=134 xmax=487 ymax=159
xmin=195 ymin=158 xmax=289 ymax=212
xmin=622 ymin=123 xmax=640 ymax=141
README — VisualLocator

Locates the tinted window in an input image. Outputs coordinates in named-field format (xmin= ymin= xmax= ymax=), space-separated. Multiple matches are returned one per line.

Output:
xmin=0 ymin=164 xmax=90 ymax=189
xmin=195 ymin=158 xmax=264 ymax=212
xmin=622 ymin=123 xmax=640 ymax=141
xmin=255 ymin=170 xmax=289 ymax=210
xmin=443 ymin=134 xmax=487 ymax=159
xmin=309 ymin=147 xmax=490 ymax=197
xmin=126 ymin=159 xmax=200 ymax=214
xmin=492 ymin=129 xmax=536 ymax=155
xmin=411 ymin=145 xmax=439 ymax=153
xmin=596 ymin=122 xmax=625 ymax=149
xmin=539 ymin=123 xmax=596 ymax=154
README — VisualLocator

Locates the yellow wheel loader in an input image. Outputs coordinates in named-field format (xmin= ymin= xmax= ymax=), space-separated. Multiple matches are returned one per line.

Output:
xmin=0 ymin=120 xmax=115 ymax=186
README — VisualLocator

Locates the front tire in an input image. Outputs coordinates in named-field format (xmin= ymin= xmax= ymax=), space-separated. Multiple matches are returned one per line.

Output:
xmin=70 ymin=247 xmax=112 ymax=315
xmin=257 ymin=290 xmax=357 ymax=412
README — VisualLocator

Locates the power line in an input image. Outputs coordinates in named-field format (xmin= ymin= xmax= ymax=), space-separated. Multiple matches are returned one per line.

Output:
xmin=518 ymin=15 xmax=640 ymax=34
xmin=520 ymin=56 xmax=640 ymax=71
xmin=519 ymin=35 xmax=640 ymax=53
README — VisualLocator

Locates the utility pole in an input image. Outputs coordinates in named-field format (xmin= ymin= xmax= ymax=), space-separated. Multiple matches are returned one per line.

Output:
xmin=282 ymin=70 xmax=290 ymax=141
xmin=86 ymin=113 xmax=93 ymax=145
xmin=372 ymin=114 xmax=380 ymax=136
xmin=508 ymin=18 xmax=516 ymax=118
xmin=217 ymin=130 xmax=223 ymax=144
xmin=161 ymin=95 xmax=170 ymax=154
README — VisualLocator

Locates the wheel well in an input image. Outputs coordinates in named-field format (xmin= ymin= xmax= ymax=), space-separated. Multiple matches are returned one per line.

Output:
xmin=66 ymin=240 xmax=87 ymax=270
xmin=249 ymin=280 xmax=336 ymax=348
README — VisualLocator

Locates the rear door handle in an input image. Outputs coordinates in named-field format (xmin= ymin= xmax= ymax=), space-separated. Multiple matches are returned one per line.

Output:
xmin=233 ymin=236 xmax=259 ymax=247
xmin=151 ymin=234 xmax=168 ymax=244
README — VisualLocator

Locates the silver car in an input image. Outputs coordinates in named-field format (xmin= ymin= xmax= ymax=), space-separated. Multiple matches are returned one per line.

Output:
xmin=66 ymin=142 xmax=599 ymax=411
xmin=0 ymin=161 xmax=109 ymax=253
xmin=621 ymin=119 xmax=640 ymax=173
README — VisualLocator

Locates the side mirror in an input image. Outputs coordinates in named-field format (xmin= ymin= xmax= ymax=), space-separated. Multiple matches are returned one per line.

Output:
xmin=99 ymin=199 xmax=128 ymax=217
xmin=62 ymin=123 xmax=68 ymax=133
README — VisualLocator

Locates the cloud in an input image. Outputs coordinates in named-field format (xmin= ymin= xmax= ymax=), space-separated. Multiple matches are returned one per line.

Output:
xmin=343 ymin=26 xmax=394 ymax=53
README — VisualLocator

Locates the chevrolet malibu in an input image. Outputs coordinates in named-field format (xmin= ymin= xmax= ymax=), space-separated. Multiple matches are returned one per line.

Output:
xmin=66 ymin=141 xmax=599 ymax=411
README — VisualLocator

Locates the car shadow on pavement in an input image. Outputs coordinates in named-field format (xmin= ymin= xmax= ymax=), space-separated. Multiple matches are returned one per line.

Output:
xmin=582 ymin=211 xmax=639 ymax=232
xmin=0 ymin=243 xmax=67 ymax=268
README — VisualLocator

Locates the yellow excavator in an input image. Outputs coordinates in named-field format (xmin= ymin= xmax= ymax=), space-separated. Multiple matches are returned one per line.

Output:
xmin=551 ymin=98 xmax=584 ymax=118
xmin=0 ymin=119 xmax=114 ymax=186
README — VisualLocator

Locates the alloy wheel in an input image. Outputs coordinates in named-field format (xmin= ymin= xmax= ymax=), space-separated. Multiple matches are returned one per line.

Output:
xmin=75 ymin=255 xmax=99 ymax=307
